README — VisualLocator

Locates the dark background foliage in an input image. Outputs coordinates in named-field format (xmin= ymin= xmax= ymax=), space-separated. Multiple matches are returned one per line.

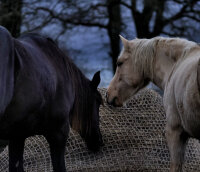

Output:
xmin=0 ymin=0 xmax=200 ymax=86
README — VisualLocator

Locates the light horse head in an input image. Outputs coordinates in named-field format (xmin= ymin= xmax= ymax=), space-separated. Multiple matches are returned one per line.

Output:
xmin=107 ymin=36 xmax=155 ymax=107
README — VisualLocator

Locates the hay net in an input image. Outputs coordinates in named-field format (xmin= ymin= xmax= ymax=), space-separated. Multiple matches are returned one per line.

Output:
xmin=0 ymin=88 xmax=200 ymax=172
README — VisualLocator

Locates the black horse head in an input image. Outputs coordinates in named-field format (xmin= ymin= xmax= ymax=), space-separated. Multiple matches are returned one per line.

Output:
xmin=70 ymin=71 xmax=104 ymax=152
xmin=82 ymin=71 xmax=104 ymax=152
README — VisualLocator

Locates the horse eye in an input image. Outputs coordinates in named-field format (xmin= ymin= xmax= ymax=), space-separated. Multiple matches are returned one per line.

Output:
xmin=116 ymin=61 xmax=123 ymax=67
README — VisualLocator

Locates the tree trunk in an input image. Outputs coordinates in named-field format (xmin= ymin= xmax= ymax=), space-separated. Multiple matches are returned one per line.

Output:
xmin=0 ymin=0 xmax=22 ymax=37
xmin=107 ymin=0 xmax=121 ymax=72
xmin=131 ymin=0 xmax=165 ymax=38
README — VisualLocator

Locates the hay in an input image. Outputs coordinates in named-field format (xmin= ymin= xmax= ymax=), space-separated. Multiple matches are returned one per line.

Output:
xmin=0 ymin=88 xmax=200 ymax=171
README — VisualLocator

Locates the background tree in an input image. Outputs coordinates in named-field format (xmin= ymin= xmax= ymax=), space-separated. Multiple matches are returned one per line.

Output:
xmin=22 ymin=0 xmax=121 ymax=72
xmin=22 ymin=0 xmax=200 ymax=72
xmin=0 ymin=0 xmax=22 ymax=37
xmin=1 ymin=0 xmax=200 ymax=72
xmin=121 ymin=0 xmax=200 ymax=39
xmin=107 ymin=0 xmax=121 ymax=72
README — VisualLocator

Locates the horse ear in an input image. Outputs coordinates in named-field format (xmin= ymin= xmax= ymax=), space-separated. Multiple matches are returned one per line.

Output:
xmin=91 ymin=71 xmax=101 ymax=89
xmin=119 ymin=35 xmax=129 ymax=49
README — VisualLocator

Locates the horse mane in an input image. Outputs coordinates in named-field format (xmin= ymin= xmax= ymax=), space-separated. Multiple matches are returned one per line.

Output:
xmin=130 ymin=36 xmax=198 ymax=80
xmin=154 ymin=36 xmax=197 ymax=57
xmin=42 ymin=36 xmax=95 ymax=135
xmin=67 ymin=63 xmax=95 ymax=134
xmin=129 ymin=38 xmax=158 ymax=80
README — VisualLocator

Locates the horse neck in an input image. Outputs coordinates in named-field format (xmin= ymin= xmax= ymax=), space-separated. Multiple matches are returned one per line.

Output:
xmin=70 ymin=70 xmax=92 ymax=133
xmin=152 ymin=38 xmax=197 ymax=90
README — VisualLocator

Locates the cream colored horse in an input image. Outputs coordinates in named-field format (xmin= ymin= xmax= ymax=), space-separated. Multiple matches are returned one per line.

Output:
xmin=107 ymin=35 xmax=200 ymax=172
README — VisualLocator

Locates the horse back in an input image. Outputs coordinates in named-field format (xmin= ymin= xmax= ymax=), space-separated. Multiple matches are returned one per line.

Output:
xmin=15 ymin=33 xmax=75 ymax=94
xmin=17 ymin=34 xmax=75 ymax=103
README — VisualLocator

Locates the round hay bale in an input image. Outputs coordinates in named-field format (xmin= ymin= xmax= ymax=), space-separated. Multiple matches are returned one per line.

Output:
xmin=0 ymin=88 xmax=199 ymax=171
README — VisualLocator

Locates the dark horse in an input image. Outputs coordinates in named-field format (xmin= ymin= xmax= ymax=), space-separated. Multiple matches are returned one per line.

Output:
xmin=0 ymin=26 xmax=103 ymax=172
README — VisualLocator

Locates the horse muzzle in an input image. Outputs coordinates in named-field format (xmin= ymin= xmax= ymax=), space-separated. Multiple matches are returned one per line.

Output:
xmin=106 ymin=92 xmax=123 ymax=107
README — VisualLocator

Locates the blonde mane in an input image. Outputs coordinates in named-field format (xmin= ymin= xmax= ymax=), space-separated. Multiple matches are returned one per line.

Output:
xmin=129 ymin=38 xmax=158 ymax=80
xmin=129 ymin=37 xmax=198 ymax=80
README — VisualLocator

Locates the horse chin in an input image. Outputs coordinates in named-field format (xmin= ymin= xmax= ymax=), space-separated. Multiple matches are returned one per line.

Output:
xmin=118 ymin=88 xmax=139 ymax=106
xmin=113 ymin=101 xmax=123 ymax=107
xmin=107 ymin=96 xmax=123 ymax=107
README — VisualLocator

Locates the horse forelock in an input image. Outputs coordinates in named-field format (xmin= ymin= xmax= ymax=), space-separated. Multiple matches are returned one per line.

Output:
xmin=129 ymin=38 xmax=158 ymax=80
